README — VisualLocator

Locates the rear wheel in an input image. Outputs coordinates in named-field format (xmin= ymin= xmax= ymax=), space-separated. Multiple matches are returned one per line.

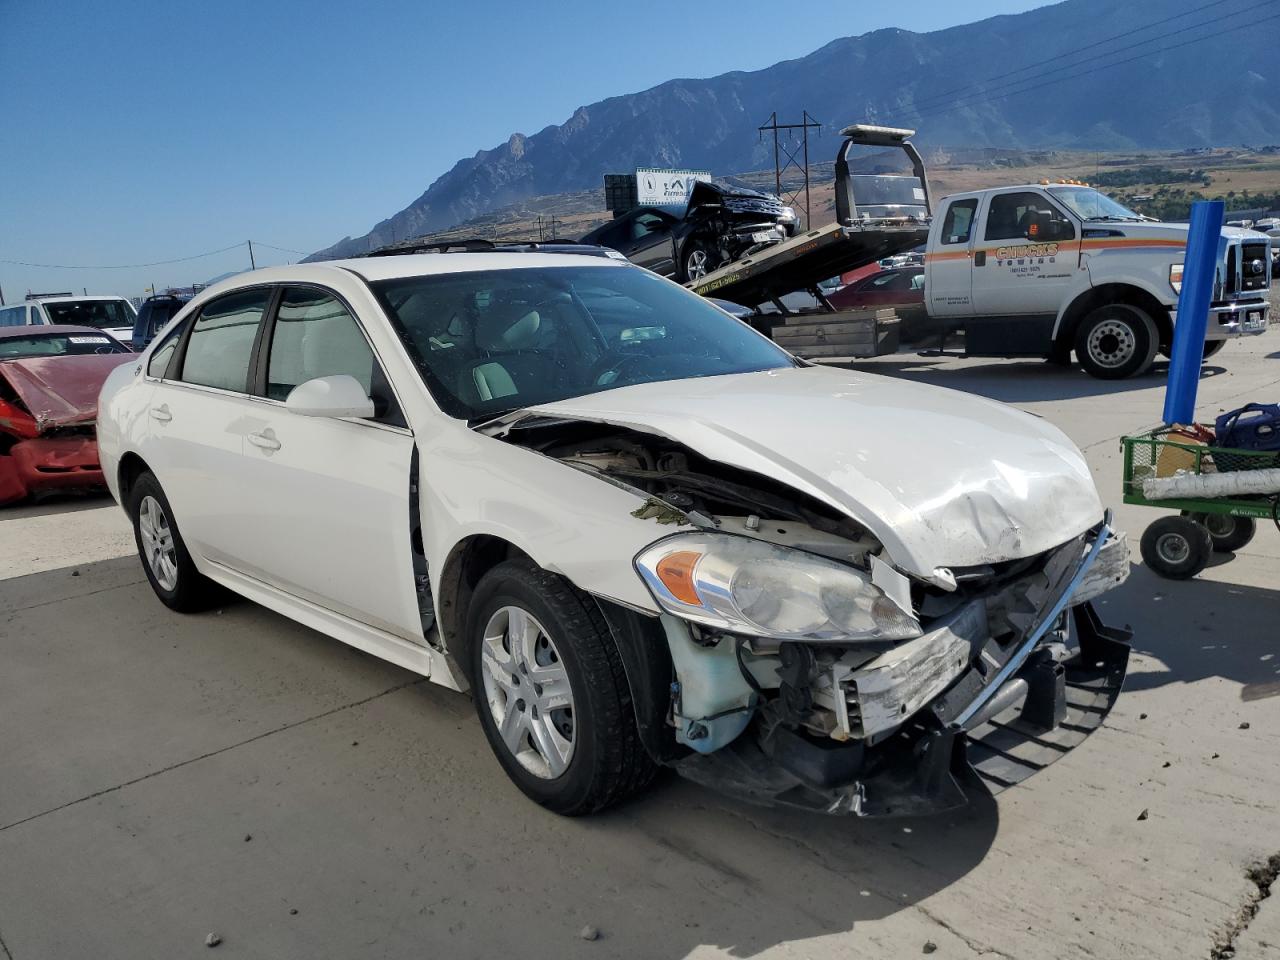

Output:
xmin=1074 ymin=304 xmax=1158 ymax=379
xmin=129 ymin=472 xmax=223 ymax=611
xmin=1140 ymin=515 xmax=1213 ymax=579
xmin=467 ymin=560 xmax=656 ymax=815
xmin=1184 ymin=511 xmax=1256 ymax=553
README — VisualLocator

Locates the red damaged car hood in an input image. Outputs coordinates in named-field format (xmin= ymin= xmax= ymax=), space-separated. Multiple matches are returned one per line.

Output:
xmin=0 ymin=354 xmax=135 ymax=432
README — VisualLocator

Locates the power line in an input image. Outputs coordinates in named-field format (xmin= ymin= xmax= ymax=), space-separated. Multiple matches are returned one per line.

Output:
xmin=910 ymin=0 xmax=1249 ymax=112
xmin=0 ymin=239 xmax=311 ymax=271
xmin=908 ymin=10 xmax=1280 ymax=123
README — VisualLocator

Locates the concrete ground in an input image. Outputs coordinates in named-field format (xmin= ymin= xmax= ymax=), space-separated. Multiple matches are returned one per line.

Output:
xmin=1 ymin=334 xmax=1278 ymax=960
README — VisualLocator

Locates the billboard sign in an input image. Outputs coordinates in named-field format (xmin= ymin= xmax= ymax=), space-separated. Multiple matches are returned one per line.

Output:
xmin=636 ymin=167 xmax=711 ymax=212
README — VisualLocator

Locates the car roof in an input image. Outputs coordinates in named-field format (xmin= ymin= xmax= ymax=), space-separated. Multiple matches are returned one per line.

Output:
xmin=0 ymin=324 xmax=122 ymax=340
xmin=305 ymin=251 xmax=627 ymax=284
xmin=28 ymin=295 xmax=131 ymax=303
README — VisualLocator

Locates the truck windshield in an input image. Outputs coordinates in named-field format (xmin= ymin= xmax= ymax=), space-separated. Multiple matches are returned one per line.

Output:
xmin=1047 ymin=186 xmax=1142 ymax=222
xmin=40 ymin=299 xmax=137 ymax=329
xmin=370 ymin=264 xmax=796 ymax=420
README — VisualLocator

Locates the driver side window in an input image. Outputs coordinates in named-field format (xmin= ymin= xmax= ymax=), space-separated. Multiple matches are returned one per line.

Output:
xmin=985 ymin=192 xmax=1074 ymax=242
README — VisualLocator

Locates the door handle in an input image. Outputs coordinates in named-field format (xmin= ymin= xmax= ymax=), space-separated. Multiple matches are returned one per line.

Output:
xmin=974 ymin=251 xmax=987 ymax=267
xmin=247 ymin=431 xmax=281 ymax=452
xmin=149 ymin=405 xmax=172 ymax=423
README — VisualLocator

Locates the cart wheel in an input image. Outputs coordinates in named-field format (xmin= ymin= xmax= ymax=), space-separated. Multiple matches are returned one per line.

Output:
xmin=1183 ymin=512 xmax=1257 ymax=553
xmin=1141 ymin=516 xmax=1213 ymax=579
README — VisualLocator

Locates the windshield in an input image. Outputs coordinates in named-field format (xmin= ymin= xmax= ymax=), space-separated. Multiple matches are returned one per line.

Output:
xmin=40 ymin=299 xmax=137 ymax=329
xmin=370 ymin=264 xmax=796 ymax=420
xmin=1047 ymin=186 xmax=1142 ymax=221
xmin=0 ymin=332 xmax=129 ymax=358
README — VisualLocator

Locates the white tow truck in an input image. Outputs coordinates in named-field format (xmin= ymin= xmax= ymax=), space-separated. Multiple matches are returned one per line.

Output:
xmin=923 ymin=182 xmax=1271 ymax=378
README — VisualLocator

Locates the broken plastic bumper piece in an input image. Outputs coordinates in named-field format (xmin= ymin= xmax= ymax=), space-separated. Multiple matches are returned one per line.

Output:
xmin=673 ymin=516 xmax=1130 ymax=816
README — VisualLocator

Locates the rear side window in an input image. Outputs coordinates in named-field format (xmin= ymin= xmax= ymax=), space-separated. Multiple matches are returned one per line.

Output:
xmin=0 ymin=306 xmax=25 ymax=327
xmin=179 ymin=289 xmax=269 ymax=392
xmin=265 ymin=287 xmax=375 ymax=402
xmin=941 ymin=199 xmax=977 ymax=245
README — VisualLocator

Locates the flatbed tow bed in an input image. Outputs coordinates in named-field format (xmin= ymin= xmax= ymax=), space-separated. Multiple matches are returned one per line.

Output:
xmin=684 ymin=125 xmax=932 ymax=316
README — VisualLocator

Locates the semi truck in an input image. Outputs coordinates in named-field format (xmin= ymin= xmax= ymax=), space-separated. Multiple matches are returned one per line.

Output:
xmin=687 ymin=126 xmax=1272 ymax=379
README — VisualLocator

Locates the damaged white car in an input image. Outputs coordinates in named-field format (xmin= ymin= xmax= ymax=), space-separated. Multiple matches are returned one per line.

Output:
xmin=97 ymin=250 xmax=1131 ymax=816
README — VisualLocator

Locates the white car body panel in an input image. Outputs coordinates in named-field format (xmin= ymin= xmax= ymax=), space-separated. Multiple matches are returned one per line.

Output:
xmin=97 ymin=252 xmax=1106 ymax=709
xmin=519 ymin=365 xmax=1103 ymax=579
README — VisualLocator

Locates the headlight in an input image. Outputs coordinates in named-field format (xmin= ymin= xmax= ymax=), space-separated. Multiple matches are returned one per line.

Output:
xmin=1170 ymin=263 xmax=1183 ymax=294
xmin=779 ymin=206 xmax=797 ymax=222
xmin=635 ymin=534 xmax=921 ymax=644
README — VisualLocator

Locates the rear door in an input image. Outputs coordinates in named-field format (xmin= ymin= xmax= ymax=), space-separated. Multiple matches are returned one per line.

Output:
xmin=143 ymin=287 xmax=272 ymax=568
xmin=926 ymin=197 xmax=979 ymax=317
xmin=234 ymin=284 xmax=422 ymax=640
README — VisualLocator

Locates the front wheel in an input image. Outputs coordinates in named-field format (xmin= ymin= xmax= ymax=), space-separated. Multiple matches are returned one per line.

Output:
xmin=467 ymin=560 xmax=657 ymax=815
xmin=680 ymin=241 xmax=719 ymax=282
xmin=1074 ymin=304 xmax=1158 ymax=379
xmin=1140 ymin=515 xmax=1213 ymax=579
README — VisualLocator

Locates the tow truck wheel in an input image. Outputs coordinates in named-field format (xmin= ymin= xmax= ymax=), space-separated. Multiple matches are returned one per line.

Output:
xmin=1183 ymin=511 xmax=1256 ymax=553
xmin=1140 ymin=515 xmax=1213 ymax=579
xmin=1074 ymin=304 xmax=1158 ymax=380
xmin=1202 ymin=340 xmax=1227 ymax=360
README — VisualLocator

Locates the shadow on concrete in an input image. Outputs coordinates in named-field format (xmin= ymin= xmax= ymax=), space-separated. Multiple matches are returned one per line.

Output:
xmin=1098 ymin=562 xmax=1280 ymax=699
xmin=840 ymin=356 xmax=1228 ymax=404
xmin=0 ymin=556 xmax=999 ymax=959
xmin=0 ymin=490 xmax=114 ymax=521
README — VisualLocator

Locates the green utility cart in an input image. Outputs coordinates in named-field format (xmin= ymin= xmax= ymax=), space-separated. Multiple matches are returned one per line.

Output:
xmin=1121 ymin=428 xmax=1279 ymax=579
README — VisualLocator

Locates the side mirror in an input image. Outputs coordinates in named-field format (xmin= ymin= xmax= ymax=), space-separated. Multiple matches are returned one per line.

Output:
xmin=284 ymin=374 xmax=375 ymax=419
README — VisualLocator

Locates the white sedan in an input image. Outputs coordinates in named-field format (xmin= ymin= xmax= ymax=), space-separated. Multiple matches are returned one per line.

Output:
xmin=98 ymin=251 xmax=1130 ymax=816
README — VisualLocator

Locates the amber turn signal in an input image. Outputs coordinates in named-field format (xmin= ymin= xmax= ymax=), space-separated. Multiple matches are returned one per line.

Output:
xmin=655 ymin=550 xmax=703 ymax=605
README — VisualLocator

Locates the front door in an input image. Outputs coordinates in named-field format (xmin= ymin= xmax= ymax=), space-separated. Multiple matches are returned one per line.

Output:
xmin=926 ymin=197 xmax=978 ymax=318
xmin=970 ymin=190 xmax=1081 ymax=315
xmin=235 ymin=285 xmax=422 ymax=641
xmin=626 ymin=211 xmax=677 ymax=275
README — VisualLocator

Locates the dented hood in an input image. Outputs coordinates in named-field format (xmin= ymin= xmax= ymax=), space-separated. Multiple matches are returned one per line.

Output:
xmin=0 ymin=354 xmax=135 ymax=432
xmin=521 ymin=366 xmax=1103 ymax=578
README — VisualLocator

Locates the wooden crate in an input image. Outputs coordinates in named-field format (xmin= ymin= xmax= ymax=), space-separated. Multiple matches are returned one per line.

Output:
xmin=772 ymin=309 xmax=900 ymax=359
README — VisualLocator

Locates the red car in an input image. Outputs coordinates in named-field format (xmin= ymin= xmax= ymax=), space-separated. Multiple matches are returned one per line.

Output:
xmin=0 ymin=325 xmax=134 ymax=505
xmin=828 ymin=266 xmax=924 ymax=311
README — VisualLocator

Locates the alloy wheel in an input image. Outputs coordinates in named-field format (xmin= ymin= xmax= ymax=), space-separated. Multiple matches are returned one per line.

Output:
xmin=479 ymin=606 xmax=576 ymax=779
xmin=138 ymin=495 xmax=179 ymax=591
xmin=686 ymin=249 xmax=709 ymax=279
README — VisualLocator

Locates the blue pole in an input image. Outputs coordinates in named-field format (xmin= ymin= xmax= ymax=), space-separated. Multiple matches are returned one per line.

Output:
xmin=1163 ymin=199 xmax=1225 ymax=425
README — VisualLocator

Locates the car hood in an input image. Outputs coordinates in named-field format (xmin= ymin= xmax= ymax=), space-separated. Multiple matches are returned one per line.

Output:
xmin=517 ymin=366 xmax=1103 ymax=579
xmin=0 ymin=354 xmax=135 ymax=431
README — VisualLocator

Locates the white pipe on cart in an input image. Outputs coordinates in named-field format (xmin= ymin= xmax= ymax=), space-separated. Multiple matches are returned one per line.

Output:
xmin=1142 ymin=468 xmax=1280 ymax=501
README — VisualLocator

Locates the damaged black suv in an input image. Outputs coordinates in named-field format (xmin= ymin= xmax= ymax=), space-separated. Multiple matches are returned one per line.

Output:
xmin=582 ymin=179 xmax=797 ymax=281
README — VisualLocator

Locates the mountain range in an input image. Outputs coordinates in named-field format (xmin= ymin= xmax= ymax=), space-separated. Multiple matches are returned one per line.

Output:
xmin=306 ymin=0 xmax=1280 ymax=260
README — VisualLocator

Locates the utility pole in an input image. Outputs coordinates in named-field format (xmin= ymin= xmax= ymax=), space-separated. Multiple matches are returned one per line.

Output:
xmin=758 ymin=111 xmax=822 ymax=227
xmin=0 ymin=282 xmax=6 ymax=306
xmin=247 ymin=239 xmax=256 ymax=270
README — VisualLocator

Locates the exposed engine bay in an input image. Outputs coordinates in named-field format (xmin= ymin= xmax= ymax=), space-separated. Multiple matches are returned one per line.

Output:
xmin=501 ymin=415 xmax=1132 ymax=815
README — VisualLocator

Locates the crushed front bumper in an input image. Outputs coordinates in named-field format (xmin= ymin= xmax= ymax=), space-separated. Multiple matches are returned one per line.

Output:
xmin=0 ymin=437 xmax=105 ymax=505
xmin=673 ymin=518 xmax=1131 ymax=816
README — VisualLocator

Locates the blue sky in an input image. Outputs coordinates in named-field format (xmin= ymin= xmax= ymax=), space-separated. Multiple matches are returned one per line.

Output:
xmin=0 ymin=0 xmax=1047 ymax=300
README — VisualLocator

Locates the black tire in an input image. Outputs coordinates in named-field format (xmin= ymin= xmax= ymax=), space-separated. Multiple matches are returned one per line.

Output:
xmin=1202 ymin=339 xmax=1227 ymax=360
xmin=1184 ymin=512 xmax=1257 ymax=553
xmin=1140 ymin=515 xmax=1213 ymax=579
xmin=1074 ymin=303 xmax=1158 ymax=379
xmin=679 ymin=240 xmax=719 ymax=282
xmin=128 ymin=471 xmax=223 ymax=612
xmin=467 ymin=560 xmax=657 ymax=815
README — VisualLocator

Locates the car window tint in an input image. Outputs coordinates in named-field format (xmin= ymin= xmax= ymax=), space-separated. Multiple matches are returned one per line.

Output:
xmin=984 ymin=191 xmax=1072 ymax=242
xmin=941 ymin=199 xmax=977 ymax=245
xmin=266 ymin=287 xmax=376 ymax=403
xmin=0 ymin=306 xmax=24 ymax=327
xmin=179 ymin=289 xmax=268 ymax=392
